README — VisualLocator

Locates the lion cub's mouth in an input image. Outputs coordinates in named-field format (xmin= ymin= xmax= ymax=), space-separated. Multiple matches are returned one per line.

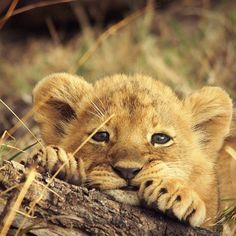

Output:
xmin=120 ymin=185 xmax=139 ymax=191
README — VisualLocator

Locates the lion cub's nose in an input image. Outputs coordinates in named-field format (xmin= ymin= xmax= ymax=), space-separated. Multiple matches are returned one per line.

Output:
xmin=113 ymin=166 xmax=141 ymax=180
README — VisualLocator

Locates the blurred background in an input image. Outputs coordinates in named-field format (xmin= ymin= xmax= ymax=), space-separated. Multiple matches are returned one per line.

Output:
xmin=0 ymin=0 xmax=236 ymax=136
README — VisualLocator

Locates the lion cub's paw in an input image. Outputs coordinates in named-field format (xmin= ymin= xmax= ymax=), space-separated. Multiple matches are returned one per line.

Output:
xmin=25 ymin=146 xmax=82 ymax=184
xmin=26 ymin=146 xmax=68 ymax=171
xmin=138 ymin=178 xmax=206 ymax=227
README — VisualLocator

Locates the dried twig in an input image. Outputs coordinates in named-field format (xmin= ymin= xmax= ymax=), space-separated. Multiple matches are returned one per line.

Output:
xmin=0 ymin=0 xmax=20 ymax=29
xmin=76 ymin=9 xmax=145 ymax=69
xmin=0 ymin=169 xmax=36 ymax=236
xmin=0 ymin=99 xmax=43 ymax=148
xmin=0 ymin=0 xmax=77 ymax=28
xmin=46 ymin=17 xmax=61 ymax=45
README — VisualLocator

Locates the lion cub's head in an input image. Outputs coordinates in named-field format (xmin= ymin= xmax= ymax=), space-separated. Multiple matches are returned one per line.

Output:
xmin=33 ymin=73 xmax=232 ymax=204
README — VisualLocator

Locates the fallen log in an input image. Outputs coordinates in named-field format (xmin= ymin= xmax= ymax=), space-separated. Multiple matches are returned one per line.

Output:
xmin=0 ymin=161 xmax=219 ymax=236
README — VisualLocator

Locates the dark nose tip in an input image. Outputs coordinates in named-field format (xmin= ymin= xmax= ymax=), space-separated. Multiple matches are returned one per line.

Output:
xmin=112 ymin=166 xmax=141 ymax=180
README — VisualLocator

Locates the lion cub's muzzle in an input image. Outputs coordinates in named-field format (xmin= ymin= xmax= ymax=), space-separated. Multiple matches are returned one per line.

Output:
xmin=112 ymin=166 xmax=141 ymax=180
xmin=109 ymin=146 xmax=145 ymax=189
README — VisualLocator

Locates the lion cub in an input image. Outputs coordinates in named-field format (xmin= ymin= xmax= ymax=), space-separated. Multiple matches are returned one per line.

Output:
xmin=28 ymin=73 xmax=233 ymax=229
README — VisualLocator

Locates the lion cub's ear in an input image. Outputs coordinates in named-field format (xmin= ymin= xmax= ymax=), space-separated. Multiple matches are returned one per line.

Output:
xmin=33 ymin=73 xmax=92 ymax=145
xmin=184 ymin=87 xmax=233 ymax=155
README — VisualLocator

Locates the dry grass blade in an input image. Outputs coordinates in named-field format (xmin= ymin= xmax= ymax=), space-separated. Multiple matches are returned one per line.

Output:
xmin=0 ymin=131 xmax=7 ymax=142
xmin=76 ymin=9 xmax=145 ymax=69
xmin=7 ymin=107 xmax=35 ymax=137
xmin=33 ymin=180 xmax=63 ymax=199
xmin=14 ymin=162 xmax=67 ymax=236
xmin=0 ymin=183 xmax=22 ymax=197
xmin=1 ymin=144 xmax=25 ymax=153
xmin=46 ymin=17 xmax=61 ymax=45
xmin=8 ymin=141 xmax=39 ymax=161
xmin=15 ymin=209 xmax=36 ymax=219
xmin=218 ymin=204 xmax=236 ymax=224
xmin=0 ymin=99 xmax=43 ymax=148
xmin=72 ymin=114 xmax=115 ymax=155
xmin=0 ymin=131 xmax=8 ymax=144
xmin=0 ymin=131 xmax=15 ymax=147
xmin=0 ymin=0 xmax=77 ymax=28
xmin=0 ymin=0 xmax=20 ymax=29
xmin=0 ymin=169 xmax=36 ymax=236
xmin=7 ymin=96 xmax=49 ymax=139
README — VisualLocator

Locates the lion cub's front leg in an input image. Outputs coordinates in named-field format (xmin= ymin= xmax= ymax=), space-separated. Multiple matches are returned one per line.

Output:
xmin=25 ymin=146 xmax=86 ymax=185
xmin=134 ymin=161 xmax=206 ymax=227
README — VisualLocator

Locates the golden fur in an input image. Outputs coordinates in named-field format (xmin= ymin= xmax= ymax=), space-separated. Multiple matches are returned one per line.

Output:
xmin=29 ymin=73 xmax=235 ymax=228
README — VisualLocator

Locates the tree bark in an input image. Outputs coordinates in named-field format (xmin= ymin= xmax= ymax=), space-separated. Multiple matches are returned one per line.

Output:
xmin=0 ymin=161 xmax=219 ymax=236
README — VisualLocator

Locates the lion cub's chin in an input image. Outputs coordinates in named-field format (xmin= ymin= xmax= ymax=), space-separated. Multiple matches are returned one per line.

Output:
xmin=104 ymin=189 xmax=140 ymax=206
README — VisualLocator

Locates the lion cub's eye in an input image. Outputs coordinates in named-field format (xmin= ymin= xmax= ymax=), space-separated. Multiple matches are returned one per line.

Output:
xmin=151 ymin=133 xmax=172 ymax=146
xmin=92 ymin=131 xmax=110 ymax=142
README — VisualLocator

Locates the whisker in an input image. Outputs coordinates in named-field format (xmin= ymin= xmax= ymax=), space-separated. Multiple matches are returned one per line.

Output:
xmin=86 ymin=95 xmax=104 ymax=118
xmin=98 ymin=99 xmax=106 ymax=114
xmin=94 ymin=94 xmax=106 ymax=115
xmin=87 ymin=110 xmax=102 ymax=120
xmin=91 ymin=101 xmax=104 ymax=117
